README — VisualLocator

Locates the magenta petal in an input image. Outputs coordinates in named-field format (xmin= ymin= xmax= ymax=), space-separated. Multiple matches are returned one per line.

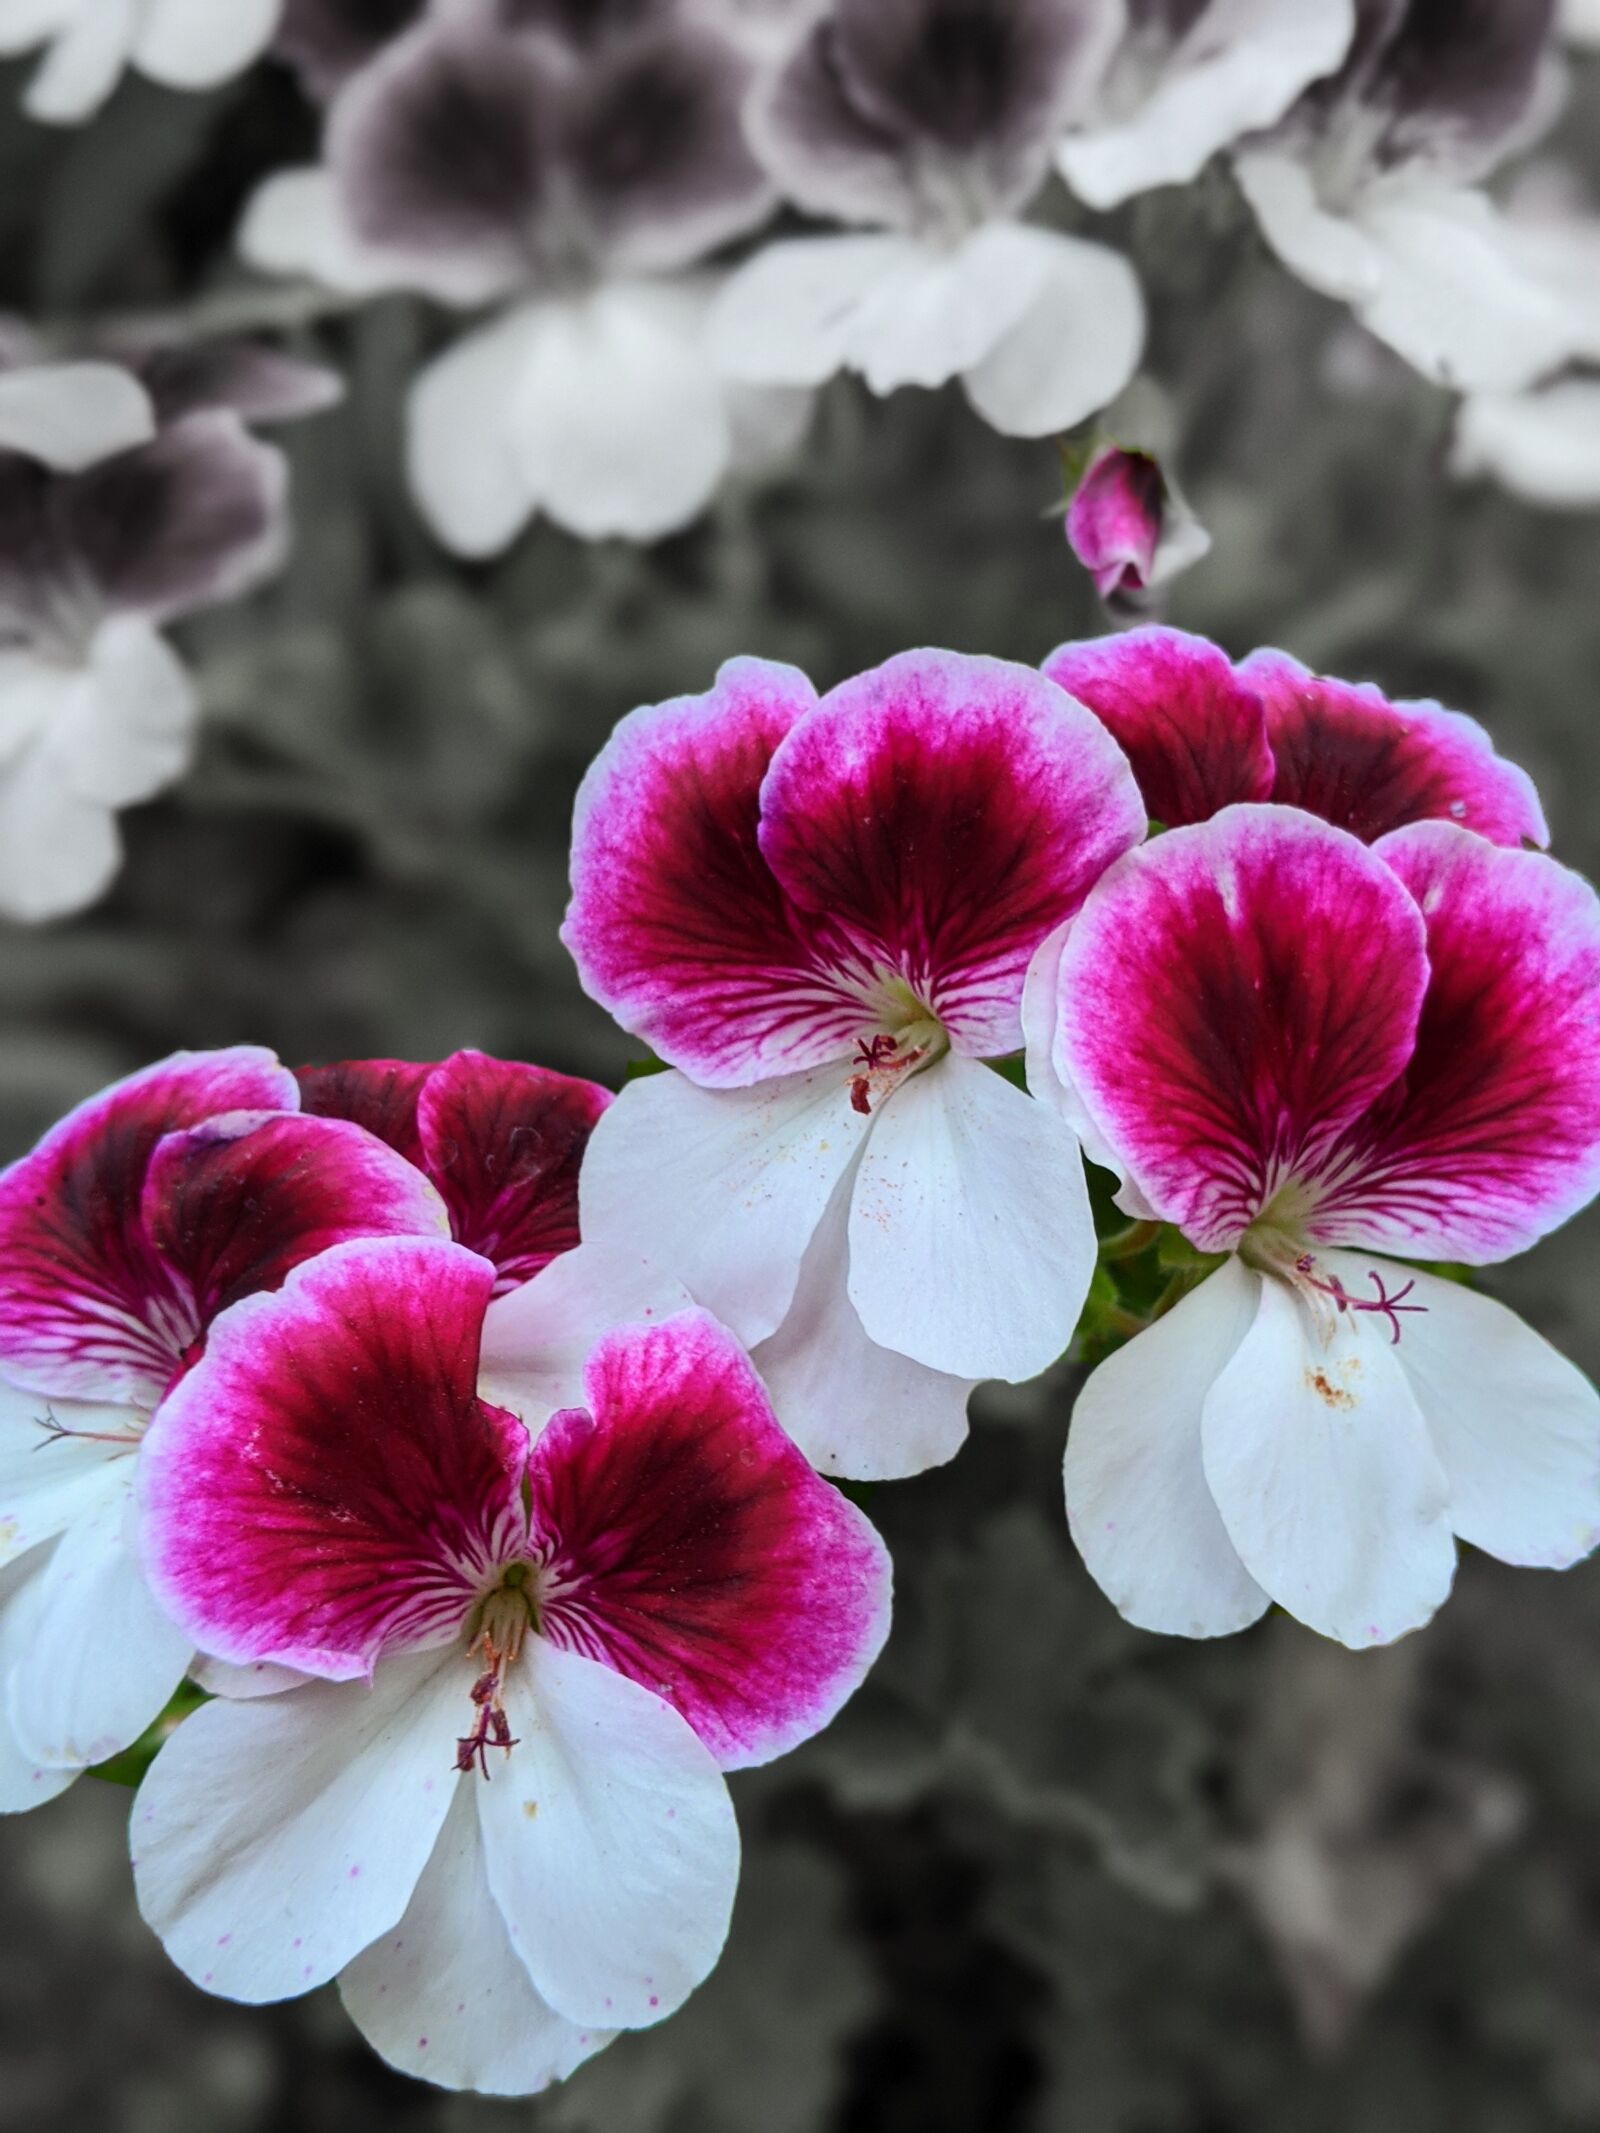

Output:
xmin=0 ymin=1047 xmax=298 ymax=1403
xmin=140 ymin=1111 xmax=449 ymax=1335
xmin=563 ymin=657 xmax=855 ymax=1086
xmin=1306 ymin=824 xmax=1600 ymax=1261
xmin=1042 ymin=627 xmax=1274 ymax=830
xmin=1065 ymin=446 xmax=1164 ymax=599
xmin=529 ymin=1309 xmax=891 ymax=1770
xmin=294 ymin=1057 xmax=433 ymax=1167
xmin=1244 ymin=651 xmax=1549 ymax=849
xmin=416 ymin=1050 xmax=612 ymax=1291
xmin=1056 ymin=807 xmax=1429 ymax=1252
xmin=139 ymin=1238 xmax=528 ymax=1679
xmin=759 ymin=649 xmax=1147 ymax=1057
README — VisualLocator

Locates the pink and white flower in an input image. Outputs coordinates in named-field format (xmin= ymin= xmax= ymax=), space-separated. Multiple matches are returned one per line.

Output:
xmin=564 ymin=650 xmax=1148 ymax=1477
xmin=1064 ymin=445 xmax=1211 ymax=611
xmin=1042 ymin=626 xmax=1548 ymax=846
xmin=132 ymin=1240 xmax=890 ymax=2095
xmin=0 ymin=0 xmax=280 ymax=124
xmin=1027 ymin=806 xmax=1600 ymax=1648
xmin=0 ymin=1047 xmax=448 ymax=1809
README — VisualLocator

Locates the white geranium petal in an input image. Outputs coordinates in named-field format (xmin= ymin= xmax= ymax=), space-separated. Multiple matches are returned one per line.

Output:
xmin=134 ymin=0 xmax=278 ymax=87
xmin=406 ymin=307 xmax=544 ymax=559
xmin=1065 ymin=1260 xmax=1270 ymax=1638
xmin=960 ymin=227 xmax=1145 ymax=439
xmin=0 ymin=361 xmax=153 ymax=470
xmin=0 ymin=1552 xmax=76 ymax=1812
xmin=710 ymin=233 xmax=920 ymax=389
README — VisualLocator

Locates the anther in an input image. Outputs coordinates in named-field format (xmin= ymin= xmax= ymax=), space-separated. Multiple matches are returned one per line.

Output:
xmin=1295 ymin=1256 xmax=1426 ymax=1345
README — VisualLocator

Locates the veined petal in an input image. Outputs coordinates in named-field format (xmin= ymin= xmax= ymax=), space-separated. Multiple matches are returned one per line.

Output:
xmin=0 ymin=1377 xmax=136 ymax=1565
xmin=759 ymin=648 xmax=1147 ymax=1057
xmin=1042 ymin=627 xmax=1273 ymax=831
xmin=294 ymin=1056 xmax=432 ymax=1167
xmin=478 ymin=1638 xmax=738 ymax=2030
xmin=132 ymin=1650 xmax=463 ymax=2001
xmin=1320 ymin=1253 xmax=1600 ymax=1572
xmin=1309 ymin=825 xmax=1600 ymax=1262
xmin=1244 ymin=648 xmax=1548 ymax=848
xmin=0 ymin=1047 xmax=298 ymax=1403
xmin=1055 ymin=807 xmax=1428 ymax=1251
xmin=847 ymin=1053 xmax=1097 ymax=1382
xmin=529 ymin=1310 xmax=890 ymax=1768
xmin=339 ymin=1780 xmax=612 ymax=2095
xmin=5 ymin=1485 xmax=190 ymax=1772
xmin=139 ymin=1239 xmax=526 ymax=1678
xmin=0 ymin=361 xmax=153 ymax=471
xmin=563 ymin=657 xmax=849 ymax=1087
xmin=753 ymin=1168 xmax=977 ymax=1481
xmin=577 ymin=1066 xmax=870 ymax=1348
xmin=478 ymin=1242 xmax=693 ymax=1431
xmin=1021 ymin=917 xmax=1160 ymax=1218
xmin=1201 ymin=1275 xmax=1456 ymax=1648
xmin=1064 ymin=1259 xmax=1270 ymax=1638
xmin=140 ymin=1110 xmax=449 ymax=1329
xmin=959 ymin=226 xmax=1145 ymax=440
xmin=416 ymin=1051 xmax=611 ymax=1292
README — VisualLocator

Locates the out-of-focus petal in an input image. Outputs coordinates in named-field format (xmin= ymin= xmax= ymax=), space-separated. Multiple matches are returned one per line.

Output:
xmin=959 ymin=225 xmax=1145 ymax=438
xmin=0 ymin=361 xmax=153 ymax=470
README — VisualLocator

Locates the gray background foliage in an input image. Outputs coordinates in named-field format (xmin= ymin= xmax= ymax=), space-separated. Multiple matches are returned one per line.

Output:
xmin=3 ymin=46 xmax=1600 ymax=2133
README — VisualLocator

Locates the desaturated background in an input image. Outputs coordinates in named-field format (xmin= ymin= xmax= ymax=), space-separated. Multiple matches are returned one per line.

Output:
xmin=2 ymin=44 xmax=1600 ymax=2133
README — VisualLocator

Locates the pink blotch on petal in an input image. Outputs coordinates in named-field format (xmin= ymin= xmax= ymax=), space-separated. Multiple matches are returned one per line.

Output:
xmin=416 ymin=1050 xmax=611 ymax=1292
xmin=1244 ymin=650 xmax=1549 ymax=849
xmin=0 ymin=1047 xmax=298 ymax=1402
xmin=1304 ymin=822 xmax=1600 ymax=1261
xmin=295 ymin=1058 xmax=433 ymax=1166
xmin=758 ymin=650 xmax=1147 ymax=1058
xmin=1056 ymin=807 xmax=1430 ymax=1251
xmin=562 ymin=658 xmax=837 ymax=1086
xmin=139 ymin=1237 xmax=528 ymax=1677
xmin=1042 ymin=627 xmax=1273 ymax=831
xmin=528 ymin=1308 xmax=891 ymax=1770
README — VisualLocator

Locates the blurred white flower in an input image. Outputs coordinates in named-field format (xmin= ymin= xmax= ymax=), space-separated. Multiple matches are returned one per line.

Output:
xmin=0 ymin=0 xmax=281 ymax=124
xmin=1454 ymin=381 xmax=1600 ymax=508
xmin=1563 ymin=0 xmax=1600 ymax=48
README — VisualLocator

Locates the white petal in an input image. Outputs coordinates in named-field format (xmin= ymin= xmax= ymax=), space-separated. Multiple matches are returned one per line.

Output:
xmin=6 ymin=1485 xmax=190 ymax=1770
xmin=579 ymin=1066 xmax=868 ymax=1350
xmin=1336 ymin=1257 xmax=1600 ymax=1571
xmin=1565 ymin=0 xmax=1600 ymax=44
xmin=478 ymin=1242 xmax=693 ymax=1436
xmin=0 ymin=1552 xmax=76 ymax=1811
xmin=0 ymin=726 xmax=120 ymax=923
xmin=1233 ymin=148 xmax=1385 ymax=302
xmin=1061 ymin=0 xmax=1358 ymax=209
xmin=847 ymin=1053 xmax=1096 ymax=1383
xmin=1064 ymin=1260 xmax=1270 ymax=1638
xmin=709 ymin=233 xmax=920 ymax=388
xmin=405 ymin=308 xmax=544 ymax=560
xmin=341 ymin=1780 xmax=613 ymax=2096
xmin=0 ymin=361 xmax=153 ymax=470
xmin=236 ymin=170 xmax=489 ymax=303
xmin=753 ymin=1166 xmax=977 ymax=1481
xmin=1453 ymin=383 xmax=1600 ymax=509
xmin=133 ymin=1650 xmax=463 ymax=2002
xmin=1201 ymin=1276 xmax=1456 ymax=1647
xmin=507 ymin=285 xmax=731 ymax=542
xmin=23 ymin=0 xmax=135 ymax=122
xmin=190 ymin=1655 xmax=305 ymax=1700
xmin=960 ymin=227 xmax=1146 ymax=439
xmin=846 ymin=224 xmax=1060 ymax=395
xmin=0 ymin=1379 xmax=136 ymax=1565
xmin=1354 ymin=183 xmax=1583 ymax=393
xmin=133 ymin=0 xmax=278 ymax=86
xmin=0 ymin=2 xmax=80 ymax=60
xmin=478 ymin=1638 xmax=738 ymax=2031
xmin=47 ymin=619 xmax=197 ymax=807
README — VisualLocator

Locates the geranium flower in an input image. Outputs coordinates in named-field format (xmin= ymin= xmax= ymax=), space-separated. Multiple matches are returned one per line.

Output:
xmin=1042 ymin=626 xmax=1548 ymax=846
xmin=1232 ymin=0 xmax=1582 ymax=392
xmin=1026 ymin=806 xmax=1600 ymax=1647
xmin=294 ymin=1049 xmax=612 ymax=1293
xmin=1058 ymin=0 xmax=1357 ymax=209
xmin=132 ymin=1240 xmax=890 ymax=2095
xmin=0 ymin=369 xmax=299 ymax=921
xmin=0 ymin=1048 xmax=448 ymax=1810
xmin=564 ymin=650 xmax=1147 ymax=1477
xmin=1064 ymin=445 xmax=1211 ymax=610
xmin=0 ymin=0 xmax=280 ymax=124
xmin=710 ymin=0 xmax=1145 ymax=440
xmin=242 ymin=9 xmax=801 ymax=550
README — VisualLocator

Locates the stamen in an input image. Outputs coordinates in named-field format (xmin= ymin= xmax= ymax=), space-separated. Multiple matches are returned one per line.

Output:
xmin=30 ymin=1405 xmax=142 ymax=1451
xmin=455 ymin=1649 xmax=521 ymax=1779
xmin=456 ymin=1570 xmax=539 ymax=1778
xmin=848 ymin=1033 xmax=927 ymax=1116
xmin=1294 ymin=1256 xmax=1426 ymax=1345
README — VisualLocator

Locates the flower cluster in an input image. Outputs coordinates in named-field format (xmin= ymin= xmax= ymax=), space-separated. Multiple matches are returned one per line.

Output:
xmin=4 ymin=630 xmax=1598 ymax=2097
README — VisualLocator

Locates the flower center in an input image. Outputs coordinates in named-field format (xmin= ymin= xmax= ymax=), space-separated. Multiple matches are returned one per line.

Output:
xmin=457 ymin=1562 xmax=541 ymax=1779
xmin=848 ymin=975 xmax=949 ymax=1115
xmin=1239 ymin=1220 xmax=1427 ymax=1348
